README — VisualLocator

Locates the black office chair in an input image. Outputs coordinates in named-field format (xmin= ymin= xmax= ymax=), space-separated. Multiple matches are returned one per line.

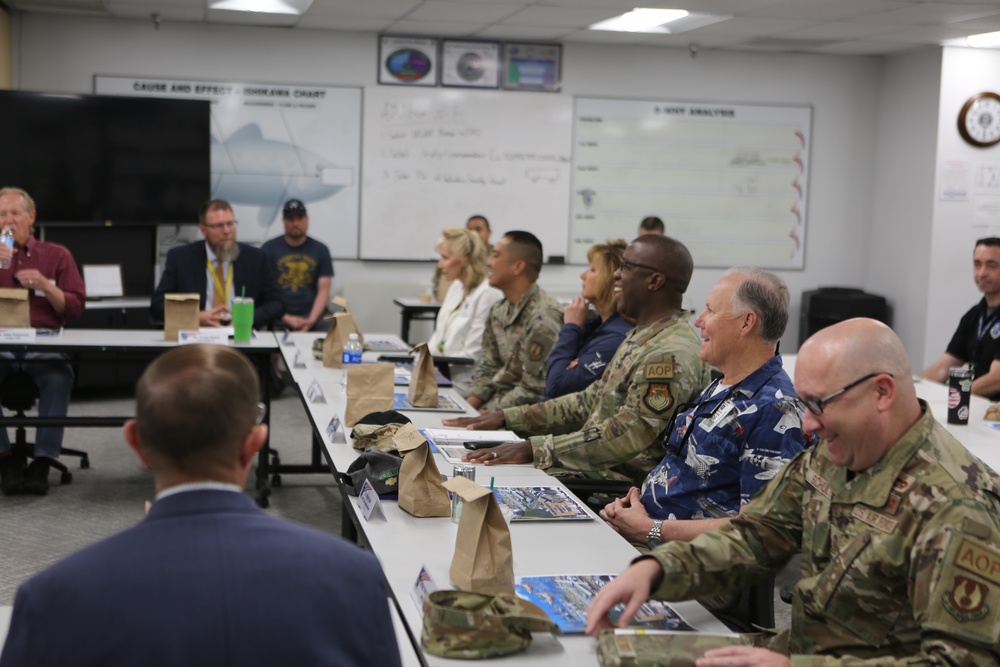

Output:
xmin=0 ymin=369 xmax=89 ymax=485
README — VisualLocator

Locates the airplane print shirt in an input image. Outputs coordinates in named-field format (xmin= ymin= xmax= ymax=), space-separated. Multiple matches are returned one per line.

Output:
xmin=639 ymin=355 xmax=807 ymax=521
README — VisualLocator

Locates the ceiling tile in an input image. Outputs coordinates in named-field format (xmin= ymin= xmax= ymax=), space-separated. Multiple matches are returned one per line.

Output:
xmin=500 ymin=5 xmax=623 ymax=28
xmin=106 ymin=4 xmax=206 ymax=20
xmin=742 ymin=0 xmax=912 ymax=21
xmin=682 ymin=16 xmax=815 ymax=37
xmin=473 ymin=23 xmax=575 ymax=40
xmin=296 ymin=14 xmax=393 ymax=30
xmin=385 ymin=19 xmax=483 ymax=36
xmin=404 ymin=1 xmax=522 ymax=23
xmin=862 ymin=3 xmax=1000 ymax=25
xmin=305 ymin=0 xmax=421 ymax=18
xmin=781 ymin=21 xmax=907 ymax=40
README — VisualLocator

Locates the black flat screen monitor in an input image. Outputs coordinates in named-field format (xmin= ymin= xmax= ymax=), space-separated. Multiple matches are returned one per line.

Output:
xmin=0 ymin=91 xmax=210 ymax=226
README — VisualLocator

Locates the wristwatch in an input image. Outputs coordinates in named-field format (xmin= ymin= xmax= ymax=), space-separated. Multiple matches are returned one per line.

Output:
xmin=646 ymin=520 xmax=663 ymax=548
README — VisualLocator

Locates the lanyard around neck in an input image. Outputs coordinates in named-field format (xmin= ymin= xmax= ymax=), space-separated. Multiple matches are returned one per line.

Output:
xmin=206 ymin=256 xmax=233 ymax=304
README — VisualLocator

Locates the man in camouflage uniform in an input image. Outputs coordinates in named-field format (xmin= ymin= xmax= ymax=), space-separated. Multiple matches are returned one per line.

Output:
xmin=587 ymin=318 xmax=1000 ymax=666
xmin=601 ymin=268 xmax=807 ymax=547
xmin=448 ymin=235 xmax=711 ymax=487
xmin=465 ymin=231 xmax=562 ymax=412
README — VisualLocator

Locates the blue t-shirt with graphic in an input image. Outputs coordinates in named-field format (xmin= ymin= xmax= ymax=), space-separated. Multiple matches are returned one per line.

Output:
xmin=261 ymin=236 xmax=334 ymax=317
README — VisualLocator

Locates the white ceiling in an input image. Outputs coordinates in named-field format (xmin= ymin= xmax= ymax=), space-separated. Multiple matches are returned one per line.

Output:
xmin=6 ymin=0 xmax=1000 ymax=55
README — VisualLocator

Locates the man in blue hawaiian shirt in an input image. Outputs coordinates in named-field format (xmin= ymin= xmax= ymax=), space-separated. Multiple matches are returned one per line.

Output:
xmin=601 ymin=267 xmax=808 ymax=548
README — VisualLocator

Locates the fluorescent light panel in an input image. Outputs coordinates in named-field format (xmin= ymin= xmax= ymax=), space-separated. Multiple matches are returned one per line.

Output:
xmin=208 ymin=0 xmax=312 ymax=14
xmin=967 ymin=30 xmax=1000 ymax=48
xmin=591 ymin=8 xmax=689 ymax=33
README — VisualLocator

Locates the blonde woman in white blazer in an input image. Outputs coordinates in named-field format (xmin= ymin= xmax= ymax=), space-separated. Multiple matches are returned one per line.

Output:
xmin=427 ymin=228 xmax=503 ymax=396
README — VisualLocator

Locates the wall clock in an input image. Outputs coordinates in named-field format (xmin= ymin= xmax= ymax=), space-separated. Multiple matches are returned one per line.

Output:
xmin=958 ymin=92 xmax=1000 ymax=147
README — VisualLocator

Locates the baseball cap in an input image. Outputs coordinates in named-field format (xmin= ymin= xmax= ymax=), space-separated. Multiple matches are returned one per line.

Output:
xmin=422 ymin=590 xmax=559 ymax=659
xmin=283 ymin=199 xmax=307 ymax=218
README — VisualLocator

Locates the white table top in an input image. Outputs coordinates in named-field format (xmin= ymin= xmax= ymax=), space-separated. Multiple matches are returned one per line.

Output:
xmin=280 ymin=333 xmax=730 ymax=666
xmin=0 ymin=328 xmax=279 ymax=351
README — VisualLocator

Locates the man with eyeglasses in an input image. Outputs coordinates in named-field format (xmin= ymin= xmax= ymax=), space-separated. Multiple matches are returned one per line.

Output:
xmin=151 ymin=199 xmax=284 ymax=329
xmin=448 ymin=235 xmax=711 ymax=488
xmin=921 ymin=236 xmax=1000 ymax=400
xmin=599 ymin=268 xmax=807 ymax=548
xmin=587 ymin=318 xmax=1000 ymax=666
xmin=0 ymin=345 xmax=401 ymax=667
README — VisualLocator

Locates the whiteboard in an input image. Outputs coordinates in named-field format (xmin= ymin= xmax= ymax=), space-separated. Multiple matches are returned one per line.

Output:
xmin=360 ymin=88 xmax=573 ymax=260
xmin=571 ymin=98 xmax=811 ymax=268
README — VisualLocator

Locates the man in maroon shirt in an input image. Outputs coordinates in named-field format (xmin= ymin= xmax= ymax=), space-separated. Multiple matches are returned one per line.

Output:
xmin=0 ymin=187 xmax=86 ymax=496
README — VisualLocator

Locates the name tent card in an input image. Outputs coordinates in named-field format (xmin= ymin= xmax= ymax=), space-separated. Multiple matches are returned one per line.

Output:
xmin=358 ymin=478 xmax=387 ymax=522
xmin=306 ymin=379 xmax=326 ymax=404
xmin=293 ymin=348 xmax=306 ymax=368
xmin=0 ymin=328 xmax=36 ymax=343
xmin=178 ymin=329 xmax=228 ymax=345
xmin=410 ymin=565 xmax=440 ymax=613
xmin=326 ymin=413 xmax=342 ymax=440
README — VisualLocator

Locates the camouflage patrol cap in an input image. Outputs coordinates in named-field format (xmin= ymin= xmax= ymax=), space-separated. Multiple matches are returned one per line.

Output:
xmin=596 ymin=628 xmax=749 ymax=666
xmin=421 ymin=590 xmax=560 ymax=659
xmin=350 ymin=411 xmax=412 ymax=453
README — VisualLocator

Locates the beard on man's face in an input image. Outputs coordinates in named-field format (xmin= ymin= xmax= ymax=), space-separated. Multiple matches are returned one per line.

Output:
xmin=211 ymin=240 xmax=240 ymax=263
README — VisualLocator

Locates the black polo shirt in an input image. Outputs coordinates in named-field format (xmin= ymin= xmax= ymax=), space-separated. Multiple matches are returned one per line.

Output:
xmin=946 ymin=298 xmax=1000 ymax=399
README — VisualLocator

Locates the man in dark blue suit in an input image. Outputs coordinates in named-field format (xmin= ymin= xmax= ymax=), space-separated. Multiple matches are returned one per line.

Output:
xmin=0 ymin=345 xmax=402 ymax=667
xmin=150 ymin=199 xmax=284 ymax=329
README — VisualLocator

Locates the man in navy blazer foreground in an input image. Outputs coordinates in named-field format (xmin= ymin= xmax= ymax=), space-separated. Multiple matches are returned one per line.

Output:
xmin=0 ymin=345 xmax=402 ymax=667
xmin=150 ymin=199 xmax=284 ymax=329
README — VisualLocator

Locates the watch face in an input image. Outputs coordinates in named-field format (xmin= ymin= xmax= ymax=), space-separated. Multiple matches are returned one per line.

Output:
xmin=959 ymin=92 xmax=1000 ymax=147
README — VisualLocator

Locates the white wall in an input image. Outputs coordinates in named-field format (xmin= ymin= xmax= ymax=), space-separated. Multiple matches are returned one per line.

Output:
xmin=13 ymin=13 xmax=888 ymax=344
xmin=924 ymin=47 xmax=1000 ymax=369
xmin=867 ymin=48 xmax=941 ymax=367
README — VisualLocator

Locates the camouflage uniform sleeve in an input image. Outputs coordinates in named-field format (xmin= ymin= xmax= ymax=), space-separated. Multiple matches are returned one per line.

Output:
xmin=467 ymin=308 xmax=501 ymax=404
xmin=794 ymin=502 xmax=1000 ymax=667
xmin=504 ymin=385 xmax=595 ymax=437
xmin=492 ymin=304 xmax=562 ymax=409
xmin=646 ymin=451 xmax=809 ymax=602
xmin=529 ymin=346 xmax=709 ymax=476
xmin=785 ymin=502 xmax=1000 ymax=667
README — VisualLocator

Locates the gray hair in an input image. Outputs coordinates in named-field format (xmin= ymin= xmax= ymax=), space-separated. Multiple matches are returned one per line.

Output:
xmin=725 ymin=266 xmax=789 ymax=343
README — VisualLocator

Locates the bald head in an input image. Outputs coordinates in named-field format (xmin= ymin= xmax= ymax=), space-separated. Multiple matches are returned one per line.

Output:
xmin=799 ymin=318 xmax=913 ymax=387
xmin=796 ymin=318 xmax=921 ymax=471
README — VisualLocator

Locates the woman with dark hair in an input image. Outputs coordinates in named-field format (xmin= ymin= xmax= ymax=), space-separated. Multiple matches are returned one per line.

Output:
xmin=545 ymin=239 xmax=633 ymax=398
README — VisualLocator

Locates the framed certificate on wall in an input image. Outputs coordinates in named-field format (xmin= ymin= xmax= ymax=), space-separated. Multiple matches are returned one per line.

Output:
xmin=502 ymin=43 xmax=561 ymax=92
xmin=379 ymin=36 xmax=438 ymax=87
xmin=441 ymin=40 xmax=500 ymax=89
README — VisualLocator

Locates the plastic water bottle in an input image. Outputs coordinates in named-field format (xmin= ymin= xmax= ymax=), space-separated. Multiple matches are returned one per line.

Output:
xmin=0 ymin=226 xmax=14 ymax=270
xmin=340 ymin=333 xmax=363 ymax=391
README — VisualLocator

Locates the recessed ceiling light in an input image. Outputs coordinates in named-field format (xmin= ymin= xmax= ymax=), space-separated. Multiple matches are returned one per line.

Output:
xmin=967 ymin=30 xmax=1000 ymax=48
xmin=590 ymin=8 xmax=689 ymax=33
xmin=208 ymin=0 xmax=311 ymax=15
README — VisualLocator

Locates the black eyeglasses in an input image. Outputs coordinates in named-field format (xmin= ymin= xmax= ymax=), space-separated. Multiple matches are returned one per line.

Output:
xmin=797 ymin=372 xmax=892 ymax=416
xmin=620 ymin=259 xmax=664 ymax=274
